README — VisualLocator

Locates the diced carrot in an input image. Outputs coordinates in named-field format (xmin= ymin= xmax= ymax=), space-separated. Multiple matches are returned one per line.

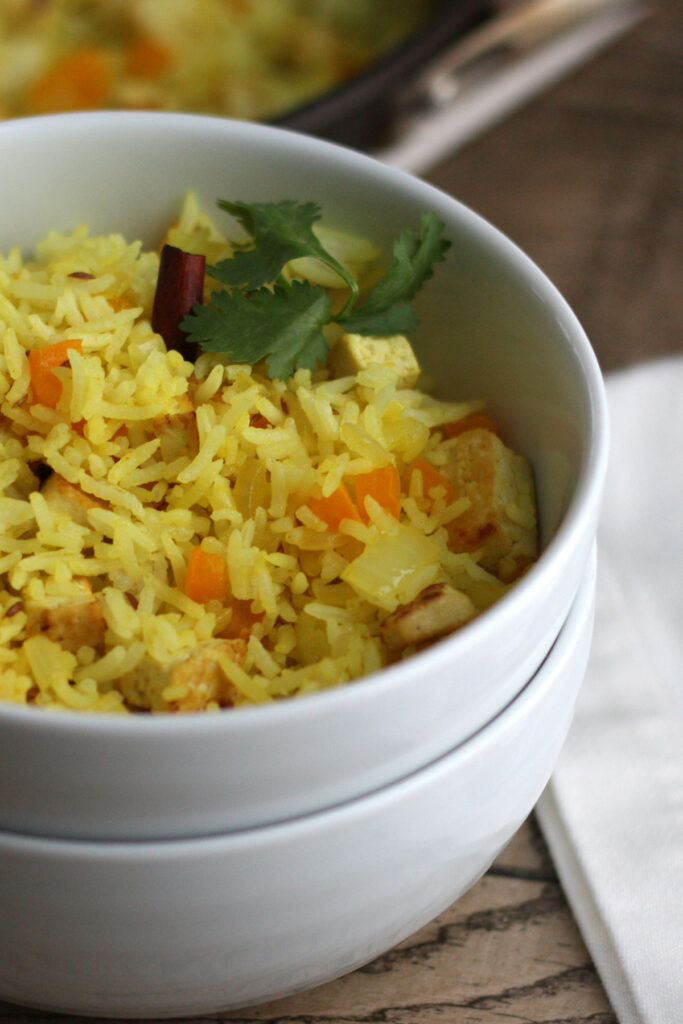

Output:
xmin=26 ymin=48 xmax=111 ymax=114
xmin=404 ymin=456 xmax=455 ymax=505
xmin=29 ymin=339 xmax=83 ymax=409
xmin=185 ymin=546 xmax=229 ymax=604
xmin=355 ymin=464 xmax=401 ymax=521
xmin=308 ymin=483 xmax=361 ymax=530
xmin=126 ymin=36 xmax=173 ymax=78
xmin=29 ymin=338 xmax=83 ymax=374
xmin=107 ymin=296 xmax=133 ymax=312
xmin=444 ymin=412 xmax=500 ymax=439
xmin=30 ymin=367 xmax=62 ymax=409
xmin=249 ymin=413 xmax=270 ymax=429
xmin=220 ymin=597 xmax=265 ymax=641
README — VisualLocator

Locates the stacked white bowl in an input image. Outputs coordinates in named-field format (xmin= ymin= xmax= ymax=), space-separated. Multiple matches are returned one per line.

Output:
xmin=0 ymin=114 xmax=608 ymax=1017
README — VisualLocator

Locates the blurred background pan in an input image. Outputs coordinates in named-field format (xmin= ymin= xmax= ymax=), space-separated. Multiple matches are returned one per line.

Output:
xmin=276 ymin=0 xmax=650 ymax=167
xmin=0 ymin=0 xmax=488 ymax=139
xmin=274 ymin=0 xmax=492 ymax=148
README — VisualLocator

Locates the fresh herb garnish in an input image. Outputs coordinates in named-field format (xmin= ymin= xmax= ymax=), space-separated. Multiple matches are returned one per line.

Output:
xmin=185 ymin=280 xmax=331 ymax=382
xmin=181 ymin=200 xmax=450 ymax=380
xmin=208 ymin=200 xmax=359 ymax=313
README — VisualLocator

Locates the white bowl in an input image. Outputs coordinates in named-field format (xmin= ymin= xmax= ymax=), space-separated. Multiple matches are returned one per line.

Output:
xmin=0 ymin=113 xmax=608 ymax=840
xmin=0 ymin=550 xmax=596 ymax=1019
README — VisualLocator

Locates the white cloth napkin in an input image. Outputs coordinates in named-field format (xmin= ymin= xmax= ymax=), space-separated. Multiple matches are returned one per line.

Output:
xmin=536 ymin=356 xmax=683 ymax=1024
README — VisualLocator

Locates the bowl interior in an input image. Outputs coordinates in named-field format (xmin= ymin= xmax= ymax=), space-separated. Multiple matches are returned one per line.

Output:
xmin=1 ymin=112 xmax=603 ymax=552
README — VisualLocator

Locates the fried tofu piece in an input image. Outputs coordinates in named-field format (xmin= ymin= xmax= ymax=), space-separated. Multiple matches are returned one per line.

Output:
xmin=442 ymin=428 xmax=538 ymax=581
xmin=119 ymin=638 xmax=248 ymax=712
xmin=381 ymin=582 xmax=476 ymax=652
xmin=24 ymin=578 xmax=106 ymax=654
xmin=153 ymin=392 xmax=198 ymax=462
xmin=40 ymin=473 xmax=105 ymax=528
xmin=328 ymin=333 xmax=420 ymax=388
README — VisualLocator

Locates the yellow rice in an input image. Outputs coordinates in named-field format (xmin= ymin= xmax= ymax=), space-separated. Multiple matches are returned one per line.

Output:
xmin=0 ymin=195 xmax=524 ymax=714
xmin=0 ymin=0 xmax=432 ymax=122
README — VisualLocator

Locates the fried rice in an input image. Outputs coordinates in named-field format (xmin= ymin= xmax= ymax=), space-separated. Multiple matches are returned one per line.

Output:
xmin=0 ymin=0 xmax=432 ymax=121
xmin=0 ymin=194 xmax=538 ymax=713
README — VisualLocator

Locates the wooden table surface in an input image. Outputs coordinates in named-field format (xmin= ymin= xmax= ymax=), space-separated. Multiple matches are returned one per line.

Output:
xmin=1 ymin=1 xmax=680 ymax=1022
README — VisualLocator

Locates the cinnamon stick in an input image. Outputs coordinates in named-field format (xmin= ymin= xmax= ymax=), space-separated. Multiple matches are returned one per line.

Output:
xmin=151 ymin=244 xmax=205 ymax=361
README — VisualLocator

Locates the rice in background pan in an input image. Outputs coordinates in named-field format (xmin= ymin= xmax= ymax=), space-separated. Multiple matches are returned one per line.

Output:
xmin=0 ymin=0 xmax=433 ymax=121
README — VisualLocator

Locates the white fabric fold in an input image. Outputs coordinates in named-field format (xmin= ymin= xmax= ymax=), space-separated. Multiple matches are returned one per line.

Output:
xmin=537 ymin=356 xmax=683 ymax=1024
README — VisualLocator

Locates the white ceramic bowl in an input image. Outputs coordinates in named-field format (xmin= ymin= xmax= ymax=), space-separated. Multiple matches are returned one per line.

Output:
xmin=0 ymin=550 xmax=596 ymax=1019
xmin=0 ymin=113 xmax=608 ymax=840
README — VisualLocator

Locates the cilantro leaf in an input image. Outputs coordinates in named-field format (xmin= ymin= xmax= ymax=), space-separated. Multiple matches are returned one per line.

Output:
xmin=336 ymin=301 xmax=419 ymax=337
xmin=181 ymin=280 xmax=331 ymax=380
xmin=339 ymin=211 xmax=450 ymax=334
xmin=209 ymin=200 xmax=358 ymax=305
xmin=179 ymin=200 xmax=451 ymax=380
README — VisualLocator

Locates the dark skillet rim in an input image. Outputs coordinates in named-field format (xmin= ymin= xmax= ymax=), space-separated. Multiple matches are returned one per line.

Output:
xmin=273 ymin=0 xmax=491 ymax=142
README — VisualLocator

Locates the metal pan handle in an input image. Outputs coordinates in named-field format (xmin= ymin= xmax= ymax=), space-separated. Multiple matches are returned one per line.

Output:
xmin=378 ymin=0 xmax=651 ymax=173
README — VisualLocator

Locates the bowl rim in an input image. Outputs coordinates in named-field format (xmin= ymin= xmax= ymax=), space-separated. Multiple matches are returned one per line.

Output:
xmin=0 ymin=544 xmax=596 ymax=855
xmin=0 ymin=111 xmax=609 ymax=735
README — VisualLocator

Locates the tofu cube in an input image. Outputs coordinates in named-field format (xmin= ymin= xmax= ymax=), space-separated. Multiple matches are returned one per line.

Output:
xmin=381 ymin=582 xmax=476 ymax=652
xmin=119 ymin=638 xmax=248 ymax=712
xmin=40 ymin=473 xmax=104 ymax=528
xmin=328 ymin=333 xmax=420 ymax=388
xmin=442 ymin=428 xmax=538 ymax=581
xmin=153 ymin=392 xmax=198 ymax=462
xmin=24 ymin=578 xmax=106 ymax=653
